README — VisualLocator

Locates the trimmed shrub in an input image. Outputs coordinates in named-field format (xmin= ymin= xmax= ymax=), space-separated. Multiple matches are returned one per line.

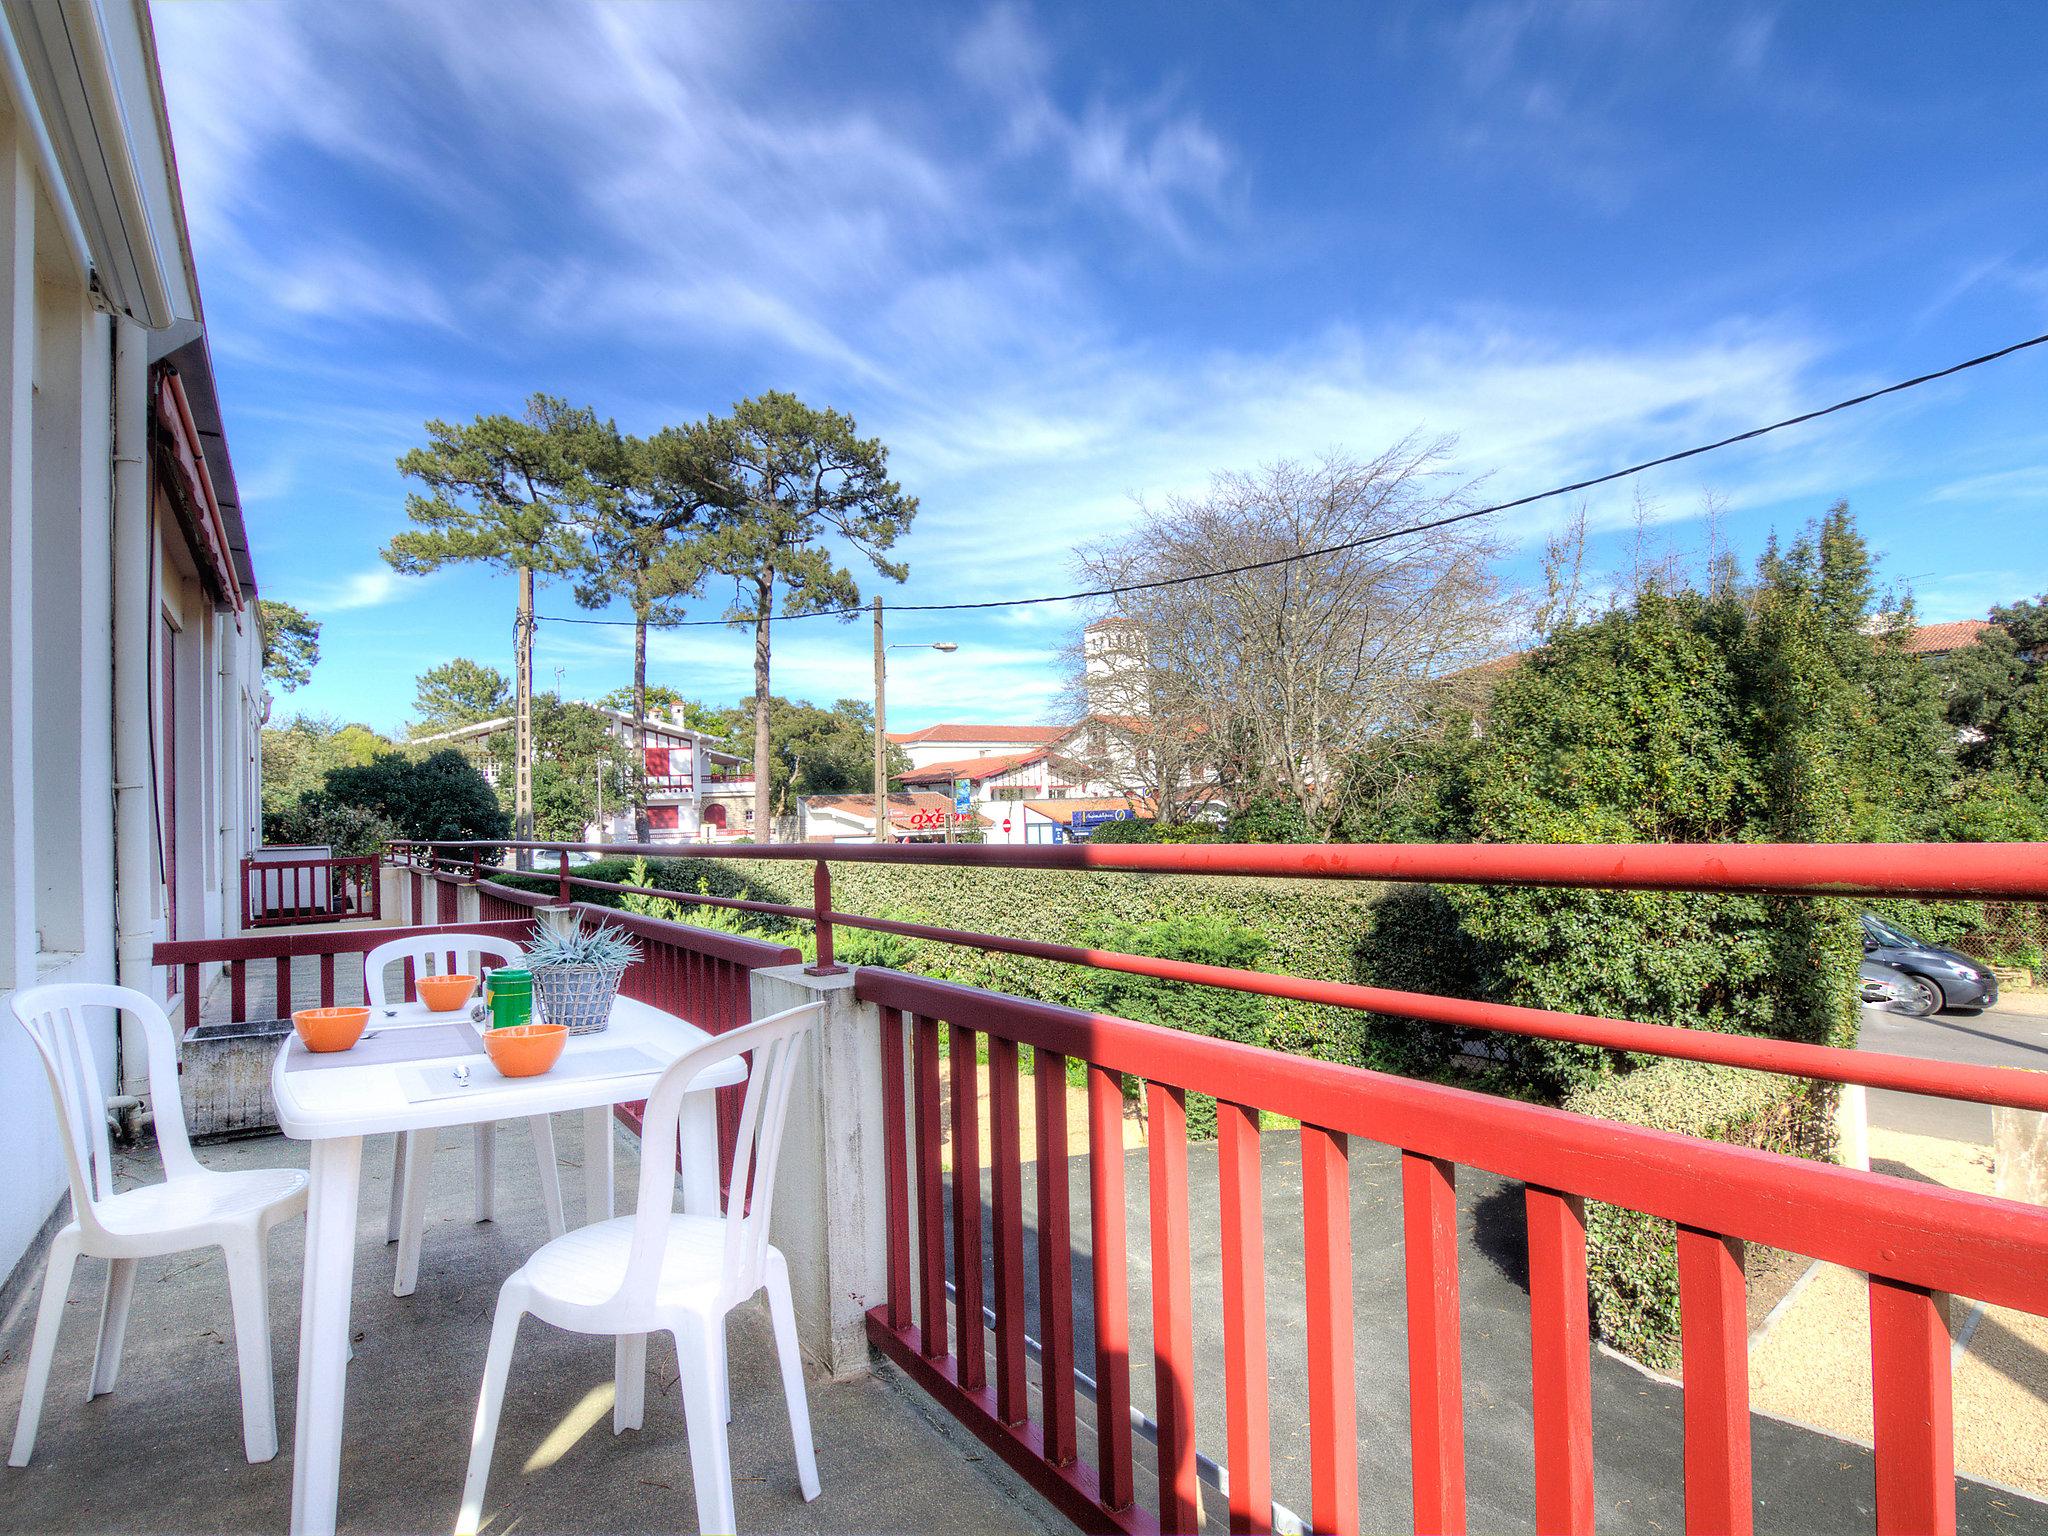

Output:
xmin=1225 ymin=798 xmax=1311 ymax=844
xmin=1564 ymin=1059 xmax=1837 ymax=1368
xmin=1071 ymin=916 xmax=1272 ymax=1137
xmin=1085 ymin=818 xmax=1221 ymax=844
xmin=502 ymin=855 xmax=1381 ymax=1073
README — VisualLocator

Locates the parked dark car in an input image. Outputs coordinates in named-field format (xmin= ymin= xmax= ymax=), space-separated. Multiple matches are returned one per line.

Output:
xmin=1859 ymin=912 xmax=1999 ymax=1014
xmin=1859 ymin=958 xmax=1933 ymax=1016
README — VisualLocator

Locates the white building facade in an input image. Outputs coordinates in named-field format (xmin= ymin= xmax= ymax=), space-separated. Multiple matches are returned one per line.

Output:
xmin=0 ymin=3 xmax=264 ymax=1291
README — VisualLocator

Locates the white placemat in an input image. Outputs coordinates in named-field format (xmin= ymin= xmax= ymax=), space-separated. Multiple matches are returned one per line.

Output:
xmin=284 ymin=1020 xmax=484 ymax=1073
xmin=398 ymin=1042 xmax=670 ymax=1104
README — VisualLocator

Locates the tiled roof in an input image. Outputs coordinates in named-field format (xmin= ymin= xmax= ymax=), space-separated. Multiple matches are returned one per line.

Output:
xmin=1899 ymin=619 xmax=1994 ymax=655
xmin=898 ymin=750 xmax=1047 ymax=783
xmin=886 ymin=723 xmax=1067 ymax=746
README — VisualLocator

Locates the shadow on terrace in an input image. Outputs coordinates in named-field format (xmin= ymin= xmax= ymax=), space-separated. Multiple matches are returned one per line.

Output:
xmin=4 ymin=839 xmax=2048 ymax=1536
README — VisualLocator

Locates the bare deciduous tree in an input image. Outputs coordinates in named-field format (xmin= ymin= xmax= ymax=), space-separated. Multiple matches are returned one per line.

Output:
xmin=1063 ymin=438 xmax=1513 ymax=834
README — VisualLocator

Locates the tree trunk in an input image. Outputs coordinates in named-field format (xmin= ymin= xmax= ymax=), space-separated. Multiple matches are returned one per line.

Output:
xmin=632 ymin=612 xmax=650 ymax=843
xmin=513 ymin=565 xmax=535 ymax=867
xmin=752 ymin=579 xmax=774 ymax=842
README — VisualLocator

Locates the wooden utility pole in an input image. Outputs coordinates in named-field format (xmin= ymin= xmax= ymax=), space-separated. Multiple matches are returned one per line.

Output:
xmin=872 ymin=596 xmax=888 ymax=845
xmin=514 ymin=566 xmax=535 ymax=867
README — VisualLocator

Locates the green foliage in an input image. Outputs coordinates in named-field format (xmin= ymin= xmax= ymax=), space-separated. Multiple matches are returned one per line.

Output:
xmin=760 ymin=697 xmax=905 ymax=812
xmin=699 ymin=392 xmax=918 ymax=619
xmin=698 ymin=391 xmax=918 ymax=829
xmin=320 ymin=749 xmax=509 ymax=843
xmin=1565 ymin=1061 xmax=1835 ymax=1368
xmin=1351 ymin=510 xmax=1933 ymax=1100
xmin=385 ymin=394 xmax=604 ymax=582
xmin=1990 ymin=591 xmax=2048 ymax=656
xmin=411 ymin=658 xmax=512 ymax=733
xmin=1224 ymin=798 xmax=1310 ymax=843
xmin=260 ymin=795 xmax=398 ymax=858
xmin=495 ymin=855 xmax=1379 ymax=1070
xmin=1071 ymin=916 xmax=1271 ymax=1137
xmin=260 ymin=715 xmax=391 ymax=815
xmin=257 ymin=599 xmax=321 ymax=692
xmin=600 ymin=684 xmax=685 ymax=716
xmin=483 ymin=693 xmax=635 ymax=839
xmin=1085 ymin=818 xmax=1220 ymax=844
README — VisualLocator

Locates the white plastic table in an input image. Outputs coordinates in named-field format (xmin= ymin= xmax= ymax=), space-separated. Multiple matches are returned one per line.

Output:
xmin=272 ymin=994 xmax=746 ymax=1536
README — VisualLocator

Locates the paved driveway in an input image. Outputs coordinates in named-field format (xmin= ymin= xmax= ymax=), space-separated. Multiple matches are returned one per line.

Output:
xmin=1860 ymin=992 xmax=2048 ymax=1141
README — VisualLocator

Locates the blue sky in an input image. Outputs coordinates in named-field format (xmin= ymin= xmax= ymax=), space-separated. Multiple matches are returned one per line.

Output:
xmin=153 ymin=1 xmax=2048 ymax=736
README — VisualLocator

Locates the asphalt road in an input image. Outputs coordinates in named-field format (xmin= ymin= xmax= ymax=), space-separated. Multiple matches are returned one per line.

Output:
xmin=1859 ymin=992 xmax=2048 ymax=1141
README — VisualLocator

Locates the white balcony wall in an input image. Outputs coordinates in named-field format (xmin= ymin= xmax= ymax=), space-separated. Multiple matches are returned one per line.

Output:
xmin=0 ymin=12 xmax=264 ymax=1297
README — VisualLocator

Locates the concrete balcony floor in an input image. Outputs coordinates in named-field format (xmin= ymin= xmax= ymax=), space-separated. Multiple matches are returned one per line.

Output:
xmin=0 ymin=1128 xmax=1060 ymax=1536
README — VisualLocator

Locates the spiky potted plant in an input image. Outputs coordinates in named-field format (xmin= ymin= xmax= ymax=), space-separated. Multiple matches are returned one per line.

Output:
xmin=520 ymin=919 xmax=641 ymax=1035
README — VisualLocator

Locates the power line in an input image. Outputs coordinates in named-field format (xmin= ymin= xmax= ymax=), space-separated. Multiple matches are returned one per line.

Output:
xmin=537 ymin=327 xmax=2048 ymax=631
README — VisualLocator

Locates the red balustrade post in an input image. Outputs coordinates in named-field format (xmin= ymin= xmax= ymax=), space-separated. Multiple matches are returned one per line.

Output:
xmin=1087 ymin=1064 xmax=1135 ymax=1511
xmin=806 ymin=859 xmax=845 ymax=976
xmin=1033 ymin=1050 xmax=1078 ymax=1467
xmin=556 ymin=849 xmax=571 ymax=903
xmin=880 ymin=1008 xmax=912 ymax=1332
xmin=989 ymin=1036 xmax=1028 ymax=1426
xmin=1402 ymin=1151 xmax=1466 ymax=1536
xmin=913 ymin=1015 xmax=948 ymax=1359
xmin=1147 ymin=1083 xmax=1198 ymax=1534
xmin=1677 ymin=1226 xmax=1751 ymax=1536
xmin=950 ymin=1024 xmax=986 ymax=1391
xmin=1527 ymin=1187 xmax=1595 ymax=1536
xmin=1218 ymin=1101 xmax=1271 ymax=1536
xmin=1869 ymin=1276 xmax=1955 ymax=1536
xmin=1302 ymin=1124 xmax=1358 ymax=1536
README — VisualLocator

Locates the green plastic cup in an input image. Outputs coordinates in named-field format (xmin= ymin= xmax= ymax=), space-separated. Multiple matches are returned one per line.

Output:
xmin=484 ymin=968 xmax=534 ymax=1030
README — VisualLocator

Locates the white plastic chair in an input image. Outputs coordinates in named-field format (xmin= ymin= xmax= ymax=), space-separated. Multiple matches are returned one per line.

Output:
xmin=6 ymin=983 xmax=308 ymax=1466
xmin=457 ymin=1001 xmax=824 ymax=1536
xmin=364 ymin=934 xmax=567 ymax=1296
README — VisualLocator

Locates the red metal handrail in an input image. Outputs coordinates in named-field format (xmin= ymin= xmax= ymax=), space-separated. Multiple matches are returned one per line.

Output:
xmin=392 ymin=836 xmax=2048 ymax=897
xmin=398 ymin=839 xmax=2048 ymax=1117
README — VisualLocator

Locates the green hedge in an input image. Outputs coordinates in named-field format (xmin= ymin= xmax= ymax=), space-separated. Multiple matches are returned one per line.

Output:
xmin=1084 ymin=819 xmax=1221 ymax=844
xmin=509 ymin=854 xmax=1382 ymax=1066
xmin=1562 ymin=1059 xmax=1837 ymax=1368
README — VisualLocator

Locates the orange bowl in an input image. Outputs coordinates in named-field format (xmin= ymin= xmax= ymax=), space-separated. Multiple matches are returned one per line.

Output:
xmin=415 ymin=973 xmax=478 ymax=1013
xmin=482 ymin=1023 xmax=567 ymax=1078
xmin=294 ymin=1006 xmax=370 ymax=1053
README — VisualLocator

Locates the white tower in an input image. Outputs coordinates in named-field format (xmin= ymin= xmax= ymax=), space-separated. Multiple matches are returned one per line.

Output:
xmin=1083 ymin=617 xmax=1147 ymax=715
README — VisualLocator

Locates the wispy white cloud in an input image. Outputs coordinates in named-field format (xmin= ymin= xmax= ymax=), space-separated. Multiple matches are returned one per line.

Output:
xmin=954 ymin=2 xmax=1235 ymax=245
xmin=291 ymin=568 xmax=413 ymax=613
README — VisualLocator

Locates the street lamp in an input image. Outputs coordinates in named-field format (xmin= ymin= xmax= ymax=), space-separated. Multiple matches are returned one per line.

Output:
xmin=873 ymin=596 xmax=957 ymax=844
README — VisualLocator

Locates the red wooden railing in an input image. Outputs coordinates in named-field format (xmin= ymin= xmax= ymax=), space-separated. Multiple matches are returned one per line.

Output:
xmin=153 ymin=918 xmax=531 ymax=1035
xmin=240 ymin=850 xmax=380 ymax=927
xmin=857 ymin=968 xmax=2048 ymax=1536
xmin=389 ymin=834 xmax=2048 ymax=1536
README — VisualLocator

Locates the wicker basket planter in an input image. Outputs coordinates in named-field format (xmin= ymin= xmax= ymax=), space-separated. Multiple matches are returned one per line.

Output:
xmin=531 ymin=961 xmax=627 ymax=1035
